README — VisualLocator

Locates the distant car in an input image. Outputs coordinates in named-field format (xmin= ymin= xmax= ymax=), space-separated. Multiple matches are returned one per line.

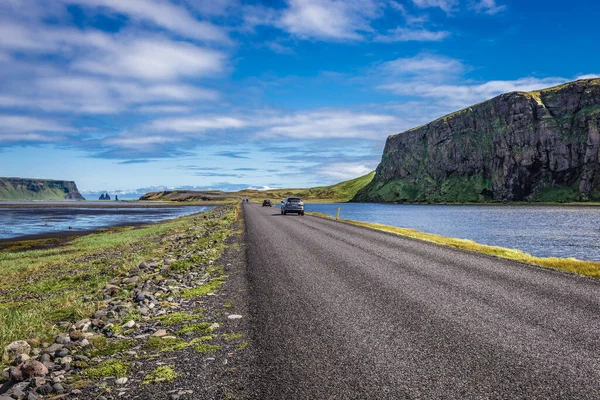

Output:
xmin=262 ymin=199 xmax=272 ymax=207
xmin=281 ymin=197 xmax=304 ymax=216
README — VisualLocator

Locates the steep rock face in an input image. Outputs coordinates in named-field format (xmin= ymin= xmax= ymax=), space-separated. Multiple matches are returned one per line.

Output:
xmin=0 ymin=178 xmax=85 ymax=200
xmin=355 ymin=79 xmax=600 ymax=203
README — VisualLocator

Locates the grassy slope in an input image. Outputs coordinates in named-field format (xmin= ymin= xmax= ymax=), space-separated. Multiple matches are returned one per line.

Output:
xmin=235 ymin=171 xmax=376 ymax=202
xmin=0 ymin=178 xmax=74 ymax=201
xmin=138 ymin=172 xmax=376 ymax=203
xmin=0 ymin=205 xmax=238 ymax=350
xmin=307 ymin=212 xmax=600 ymax=279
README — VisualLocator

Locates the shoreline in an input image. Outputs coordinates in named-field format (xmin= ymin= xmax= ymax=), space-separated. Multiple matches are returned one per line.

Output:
xmin=0 ymin=200 xmax=229 ymax=209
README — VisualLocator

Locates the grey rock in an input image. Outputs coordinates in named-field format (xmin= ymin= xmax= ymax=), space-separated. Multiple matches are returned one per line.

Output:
xmin=36 ymin=384 xmax=53 ymax=395
xmin=52 ymin=383 xmax=64 ymax=394
xmin=41 ymin=344 xmax=63 ymax=355
xmin=20 ymin=360 xmax=49 ymax=378
xmin=12 ymin=387 xmax=26 ymax=399
xmin=2 ymin=341 xmax=31 ymax=363
xmin=54 ymin=334 xmax=70 ymax=345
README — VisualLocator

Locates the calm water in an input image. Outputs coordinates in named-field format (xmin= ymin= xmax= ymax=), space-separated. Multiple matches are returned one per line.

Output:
xmin=0 ymin=205 xmax=213 ymax=240
xmin=306 ymin=203 xmax=600 ymax=261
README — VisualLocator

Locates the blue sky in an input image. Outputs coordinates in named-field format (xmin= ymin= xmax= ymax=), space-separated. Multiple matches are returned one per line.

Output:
xmin=0 ymin=0 xmax=598 ymax=198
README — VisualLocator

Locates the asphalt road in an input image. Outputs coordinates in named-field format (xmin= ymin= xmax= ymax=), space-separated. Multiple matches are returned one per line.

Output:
xmin=244 ymin=203 xmax=600 ymax=399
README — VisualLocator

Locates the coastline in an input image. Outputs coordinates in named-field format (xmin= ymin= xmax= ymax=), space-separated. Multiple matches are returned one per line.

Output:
xmin=0 ymin=200 xmax=230 ymax=208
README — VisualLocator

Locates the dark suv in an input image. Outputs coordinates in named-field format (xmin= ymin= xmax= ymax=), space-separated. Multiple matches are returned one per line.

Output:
xmin=262 ymin=199 xmax=272 ymax=207
xmin=281 ymin=197 xmax=304 ymax=216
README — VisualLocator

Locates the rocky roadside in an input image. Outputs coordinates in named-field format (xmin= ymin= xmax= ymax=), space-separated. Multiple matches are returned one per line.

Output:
xmin=0 ymin=204 xmax=255 ymax=400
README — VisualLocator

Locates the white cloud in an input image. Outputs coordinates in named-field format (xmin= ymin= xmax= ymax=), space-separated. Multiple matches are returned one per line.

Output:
xmin=136 ymin=105 xmax=192 ymax=114
xmin=278 ymin=0 xmax=380 ymax=40
xmin=72 ymin=36 xmax=226 ymax=80
xmin=380 ymin=77 xmax=574 ymax=108
xmin=317 ymin=163 xmax=374 ymax=180
xmin=105 ymin=135 xmax=182 ymax=148
xmin=375 ymin=27 xmax=450 ymax=42
xmin=256 ymin=110 xmax=399 ymax=139
xmin=0 ymin=115 xmax=72 ymax=142
xmin=0 ymin=115 xmax=72 ymax=133
xmin=411 ymin=0 xmax=458 ymax=13
xmin=148 ymin=116 xmax=247 ymax=133
xmin=65 ymin=0 xmax=230 ymax=43
xmin=471 ymin=0 xmax=506 ymax=15
xmin=378 ymin=53 xmax=464 ymax=76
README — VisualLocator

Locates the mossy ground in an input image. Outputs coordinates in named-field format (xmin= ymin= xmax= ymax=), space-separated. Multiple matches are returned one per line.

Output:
xmin=142 ymin=366 xmax=179 ymax=384
xmin=82 ymin=359 xmax=131 ymax=379
xmin=308 ymin=213 xmax=600 ymax=279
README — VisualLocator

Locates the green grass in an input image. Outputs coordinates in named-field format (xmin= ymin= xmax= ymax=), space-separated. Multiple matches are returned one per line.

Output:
xmin=194 ymin=343 xmax=221 ymax=354
xmin=142 ymin=366 xmax=179 ymax=384
xmin=90 ymin=340 xmax=135 ymax=357
xmin=237 ymin=171 xmax=375 ymax=203
xmin=307 ymin=213 xmax=600 ymax=279
xmin=145 ymin=336 xmax=188 ymax=352
xmin=146 ymin=172 xmax=376 ymax=203
xmin=82 ymin=359 xmax=131 ymax=379
xmin=154 ymin=312 xmax=204 ymax=326
xmin=222 ymin=333 xmax=243 ymax=342
xmin=0 ymin=205 xmax=237 ymax=350
xmin=0 ymin=178 xmax=82 ymax=201
xmin=177 ymin=322 xmax=214 ymax=335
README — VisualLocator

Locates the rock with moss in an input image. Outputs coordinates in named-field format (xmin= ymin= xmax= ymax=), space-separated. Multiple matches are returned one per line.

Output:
xmin=355 ymin=78 xmax=600 ymax=203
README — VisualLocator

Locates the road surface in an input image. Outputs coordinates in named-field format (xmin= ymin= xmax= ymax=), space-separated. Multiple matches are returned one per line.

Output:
xmin=244 ymin=203 xmax=600 ymax=399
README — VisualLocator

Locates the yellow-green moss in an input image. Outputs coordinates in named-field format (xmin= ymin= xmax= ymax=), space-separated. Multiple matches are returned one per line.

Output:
xmin=155 ymin=311 xmax=204 ymax=326
xmin=195 ymin=343 xmax=221 ymax=354
xmin=82 ymin=359 xmax=130 ymax=379
xmin=142 ymin=365 xmax=179 ymax=384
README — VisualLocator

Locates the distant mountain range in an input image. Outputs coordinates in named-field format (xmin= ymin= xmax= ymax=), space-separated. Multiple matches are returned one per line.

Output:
xmin=0 ymin=178 xmax=85 ymax=201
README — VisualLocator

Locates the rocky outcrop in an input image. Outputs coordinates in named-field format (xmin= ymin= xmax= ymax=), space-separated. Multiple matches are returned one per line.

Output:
xmin=99 ymin=193 xmax=111 ymax=201
xmin=355 ymin=78 xmax=600 ymax=203
xmin=0 ymin=178 xmax=85 ymax=201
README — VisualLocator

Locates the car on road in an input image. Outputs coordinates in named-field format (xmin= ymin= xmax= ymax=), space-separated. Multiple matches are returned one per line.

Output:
xmin=281 ymin=197 xmax=304 ymax=215
xmin=262 ymin=199 xmax=272 ymax=207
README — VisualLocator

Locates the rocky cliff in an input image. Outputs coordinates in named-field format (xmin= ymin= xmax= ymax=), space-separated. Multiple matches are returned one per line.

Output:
xmin=0 ymin=178 xmax=85 ymax=201
xmin=354 ymin=78 xmax=600 ymax=203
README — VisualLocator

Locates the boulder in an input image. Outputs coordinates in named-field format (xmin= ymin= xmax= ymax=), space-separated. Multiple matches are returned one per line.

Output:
xmin=2 ymin=341 xmax=31 ymax=363
xmin=20 ymin=360 xmax=48 ymax=378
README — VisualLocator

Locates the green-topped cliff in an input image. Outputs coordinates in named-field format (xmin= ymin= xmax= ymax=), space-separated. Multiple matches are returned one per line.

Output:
xmin=354 ymin=78 xmax=600 ymax=203
xmin=0 ymin=178 xmax=85 ymax=201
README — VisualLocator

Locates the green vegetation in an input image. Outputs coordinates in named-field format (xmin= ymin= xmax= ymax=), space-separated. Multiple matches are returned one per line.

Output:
xmin=142 ymin=366 xmax=179 ymax=384
xmin=236 ymin=171 xmax=375 ymax=202
xmin=222 ymin=333 xmax=243 ymax=342
xmin=356 ymin=174 xmax=493 ymax=203
xmin=155 ymin=311 xmax=204 ymax=326
xmin=142 ymin=172 xmax=375 ymax=203
xmin=177 ymin=322 xmax=214 ymax=335
xmin=145 ymin=336 xmax=188 ymax=352
xmin=90 ymin=339 xmax=135 ymax=357
xmin=194 ymin=343 xmax=221 ymax=354
xmin=308 ymin=213 xmax=600 ymax=279
xmin=0 ymin=177 xmax=84 ymax=201
xmin=82 ymin=359 xmax=131 ymax=379
xmin=0 ymin=205 xmax=236 ymax=350
xmin=181 ymin=265 xmax=227 ymax=299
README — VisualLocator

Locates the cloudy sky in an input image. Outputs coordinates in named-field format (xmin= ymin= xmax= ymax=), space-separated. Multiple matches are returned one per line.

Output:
xmin=0 ymin=0 xmax=598 ymax=196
